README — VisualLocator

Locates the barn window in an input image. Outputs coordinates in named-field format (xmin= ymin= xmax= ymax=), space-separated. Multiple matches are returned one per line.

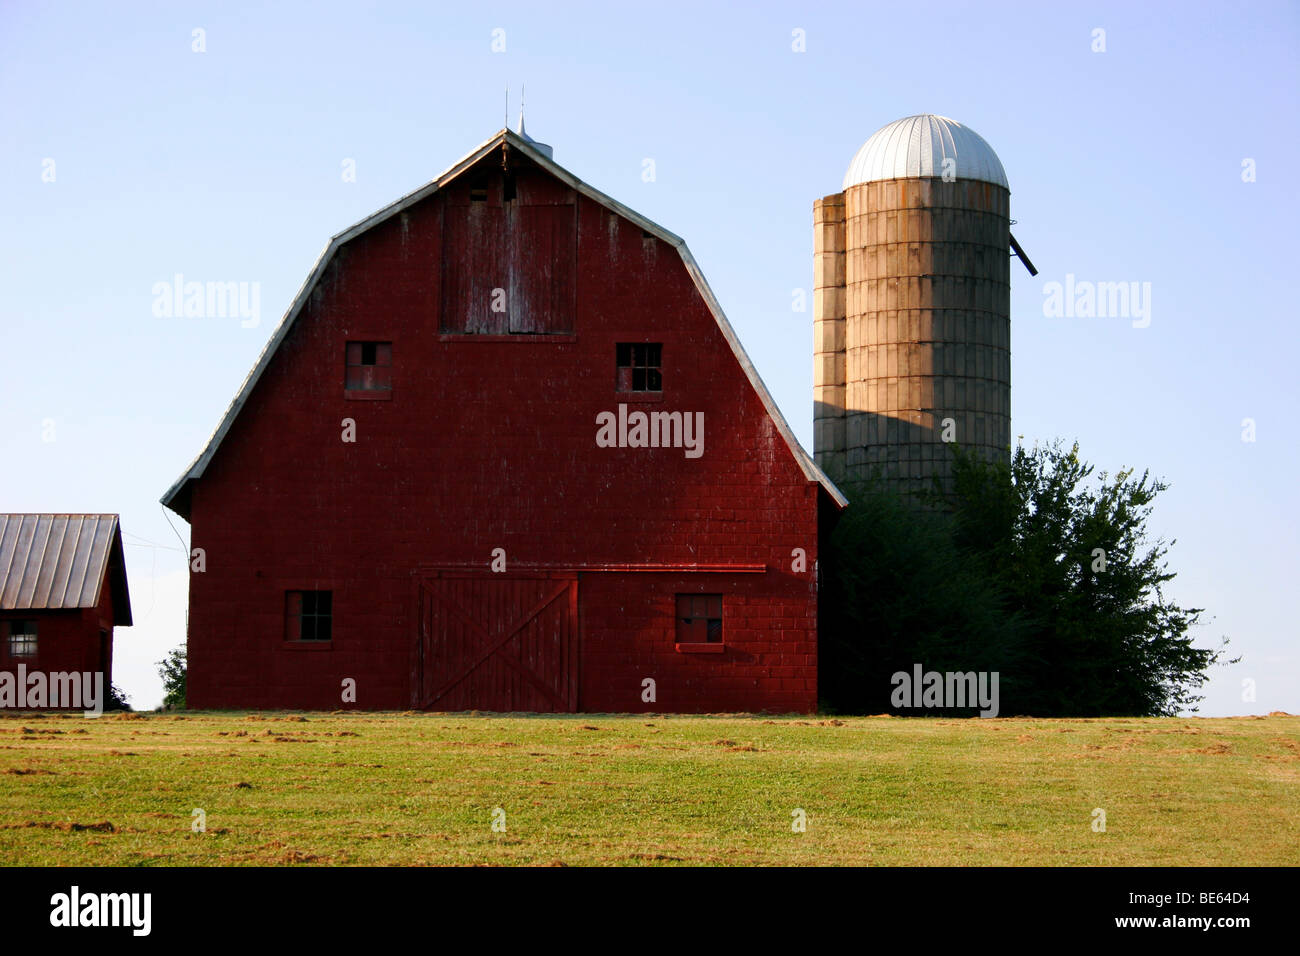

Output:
xmin=6 ymin=620 xmax=37 ymax=658
xmin=286 ymin=591 xmax=332 ymax=642
xmin=616 ymin=343 xmax=662 ymax=392
xmin=675 ymin=594 xmax=722 ymax=645
xmin=345 ymin=341 xmax=392 ymax=392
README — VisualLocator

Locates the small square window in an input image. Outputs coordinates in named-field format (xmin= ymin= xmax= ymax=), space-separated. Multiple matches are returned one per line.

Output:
xmin=345 ymin=341 xmax=391 ymax=391
xmin=286 ymin=591 xmax=332 ymax=642
xmin=6 ymin=620 xmax=37 ymax=658
xmin=616 ymin=342 xmax=662 ymax=392
xmin=675 ymin=594 xmax=722 ymax=644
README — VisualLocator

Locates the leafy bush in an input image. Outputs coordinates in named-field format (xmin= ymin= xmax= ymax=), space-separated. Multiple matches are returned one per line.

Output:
xmin=157 ymin=646 xmax=186 ymax=710
xmin=821 ymin=441 xmax=1233 ymax=716
xmin=105 ymin=683 xmax=132 ymax=712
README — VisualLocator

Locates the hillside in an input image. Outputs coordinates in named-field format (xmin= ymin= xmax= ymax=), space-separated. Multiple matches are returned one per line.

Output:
xmin=1 ymin=712 xmax=1295 ymax=866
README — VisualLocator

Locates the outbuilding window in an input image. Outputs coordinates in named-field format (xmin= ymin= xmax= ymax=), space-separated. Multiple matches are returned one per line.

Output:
xmin=617 ymin=343 xmax=662 ymax=392
xmin=675 ymin=594 xmax=723 ymax=650
xmin=6 ymin=620 xmax=37 ymax=658
xmin=286 ymin=591 xmax=332 ymax=642
xmin=345 ymin=342 xmax=392 ymax=392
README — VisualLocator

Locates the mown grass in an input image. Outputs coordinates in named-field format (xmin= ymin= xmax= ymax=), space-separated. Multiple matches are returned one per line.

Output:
xmin=0 ymin=711 xmax=1295 ymax=866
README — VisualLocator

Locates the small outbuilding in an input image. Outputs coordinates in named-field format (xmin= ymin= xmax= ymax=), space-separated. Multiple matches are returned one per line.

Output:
xmin=0 ymin=514 xmax=132 ymax=699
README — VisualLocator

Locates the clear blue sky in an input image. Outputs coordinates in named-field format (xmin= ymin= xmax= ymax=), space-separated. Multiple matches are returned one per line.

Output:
xmin=2 ymin=1 xmax=1296 ymax=714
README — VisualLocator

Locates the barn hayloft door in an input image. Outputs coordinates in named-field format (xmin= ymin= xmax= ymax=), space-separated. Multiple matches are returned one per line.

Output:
xmin=416 ymin=573 xmax=578 ymax=712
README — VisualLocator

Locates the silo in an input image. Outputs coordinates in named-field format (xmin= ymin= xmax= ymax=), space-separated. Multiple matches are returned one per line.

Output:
xmin=815 ymin=114 xmax=1012 ymax=498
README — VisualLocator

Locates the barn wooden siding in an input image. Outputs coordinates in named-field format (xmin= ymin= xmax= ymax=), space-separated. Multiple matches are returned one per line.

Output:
xmin=174 ymin=138 xmax=829 ymax=714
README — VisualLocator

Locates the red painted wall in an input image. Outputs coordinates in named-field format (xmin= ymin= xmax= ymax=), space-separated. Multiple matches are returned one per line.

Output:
xmin=183 ymin=147 xmax=822 ymax=713
xmin=0 ymin=579 xmax=115 ymax=708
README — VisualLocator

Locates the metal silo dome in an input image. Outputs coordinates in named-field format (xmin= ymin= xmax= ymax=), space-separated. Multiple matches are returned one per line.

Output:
xmin=843 ymin=114 xmax=1008 ymax=190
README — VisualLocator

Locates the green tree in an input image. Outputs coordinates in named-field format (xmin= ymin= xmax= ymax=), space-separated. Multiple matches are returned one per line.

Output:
xmin=105 ymin=683 xmax=132 ymax=712
xmin=945 ymin=441 xmax=1232 ymax=716
xmin=157 ymin=646 xmax=186 ymax=710
xmin=821 ymin=441 xmax=1231 ymax=716
xmin=820 ymin=481 xmax=1030 ymax=714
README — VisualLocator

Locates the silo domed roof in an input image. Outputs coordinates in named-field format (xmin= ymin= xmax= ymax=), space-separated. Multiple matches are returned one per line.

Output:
xmin=843 ymin=114 xmax=1008 ymax=190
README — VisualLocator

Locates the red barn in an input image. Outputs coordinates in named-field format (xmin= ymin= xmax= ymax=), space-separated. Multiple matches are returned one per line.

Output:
xmin=0 ymin=514 xmax=132 ymax=708
xmin=162 ymin=126 xmax=845 ymax=713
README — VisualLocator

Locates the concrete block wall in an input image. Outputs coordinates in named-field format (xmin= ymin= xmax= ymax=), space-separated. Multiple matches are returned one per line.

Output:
xmin=813 ymin=194 xmax=847 ymax=485
xmin=817 ymin=177 xmax=1011 ymax=496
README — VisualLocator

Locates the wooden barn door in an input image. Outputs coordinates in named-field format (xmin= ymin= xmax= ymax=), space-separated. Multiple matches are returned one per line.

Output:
xmin=416 ymin=573 xmax=578 ymax=712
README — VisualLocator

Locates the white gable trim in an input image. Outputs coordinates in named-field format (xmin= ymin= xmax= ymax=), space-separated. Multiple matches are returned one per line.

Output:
xmin=162 ymin=130 xmax=846 ymax=513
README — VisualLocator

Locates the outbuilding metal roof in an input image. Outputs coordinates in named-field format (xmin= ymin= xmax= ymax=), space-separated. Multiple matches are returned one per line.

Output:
xmin=843 ymin=114 xmax=1008 ymax=190
xmin=0 ymin=514 xmax=133 ymax=624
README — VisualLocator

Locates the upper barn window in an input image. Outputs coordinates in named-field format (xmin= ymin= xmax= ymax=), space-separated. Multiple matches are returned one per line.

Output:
xmin=345 ymin=341 xmax=391 ymax=395
xmin=616 ymin=343 xmax=662 ymax=392
xmin=6 ymin=620 xmax=37 ymax=659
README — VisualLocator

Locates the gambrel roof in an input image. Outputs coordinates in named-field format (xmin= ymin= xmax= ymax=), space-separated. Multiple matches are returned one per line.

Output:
xmin=161 ymin=128 xmax=847 ymax=518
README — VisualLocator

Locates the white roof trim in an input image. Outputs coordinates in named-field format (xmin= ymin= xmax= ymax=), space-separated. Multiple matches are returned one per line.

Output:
xmin=162 ymin=130 xmax=846 ymax=513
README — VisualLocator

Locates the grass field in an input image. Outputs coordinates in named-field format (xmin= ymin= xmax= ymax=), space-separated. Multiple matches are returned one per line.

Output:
xmin=0 ymin=711 xmax=1296 ymax=866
